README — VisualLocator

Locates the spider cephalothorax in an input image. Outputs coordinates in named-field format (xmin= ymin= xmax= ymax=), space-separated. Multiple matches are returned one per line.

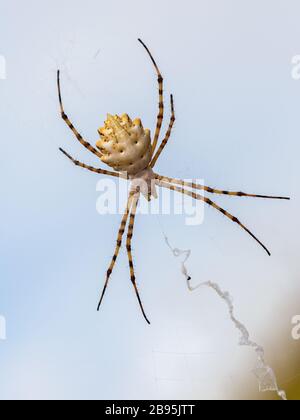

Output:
xmin=58 ymin=38 xmax=290 ymax=325
xmin=96 ymin=114 xmax=152 ymax=176
xmin=129 ymin=167 xmax=158 ymax=201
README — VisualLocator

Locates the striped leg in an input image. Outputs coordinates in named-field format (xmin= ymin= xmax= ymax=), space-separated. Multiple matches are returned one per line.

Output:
xmin=126 ymin=193 xmax=151 ymax=324
xmin=57 ymin=70 xmax=103 ymax=159
xmin=97 ymin=193 xmax=135 ymax=311
xmin=138 ymin=39 xmax=164 ymax=156
xmin=151 ymin=95 xmax=176 ymax=168
xmin=155 ymin=175 xmax=290 ymax=201
xmin=59 ymin=148 xmax=125 ymax=179
xmin=157 ymin=180 xmax=271 ymax=256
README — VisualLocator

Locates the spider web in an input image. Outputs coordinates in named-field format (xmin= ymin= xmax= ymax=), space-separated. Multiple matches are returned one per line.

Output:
xmin=157 ymin=229 xmax=287 ymax=400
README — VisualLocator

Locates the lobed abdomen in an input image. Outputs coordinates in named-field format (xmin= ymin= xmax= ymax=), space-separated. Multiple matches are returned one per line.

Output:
xmin=96 ymin=114 xmax=152 ymax=175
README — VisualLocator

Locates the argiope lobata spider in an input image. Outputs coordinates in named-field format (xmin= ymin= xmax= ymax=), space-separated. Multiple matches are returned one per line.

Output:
xmin=58 ymin=39 xmax=290 ymax=325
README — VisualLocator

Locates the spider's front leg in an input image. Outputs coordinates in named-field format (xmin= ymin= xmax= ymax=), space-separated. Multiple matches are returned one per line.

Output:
xmin=157 ymin=180 xmax=271 ymax=256
xmin=155 ymin=175 xmax=290 ymax=201
xmin=126 ymin=191 xmax=151 ymax=325
xmin=97 ymin=192 xmax=136 ymax=311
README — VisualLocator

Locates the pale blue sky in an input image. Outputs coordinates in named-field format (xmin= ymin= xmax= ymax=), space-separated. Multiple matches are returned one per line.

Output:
xmin=0 ymin=0 xmax=299 ymax=400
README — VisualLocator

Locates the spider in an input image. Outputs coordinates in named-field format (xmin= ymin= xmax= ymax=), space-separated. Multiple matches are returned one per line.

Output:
xmin=58 ymin=39 xmax=290 ymax=325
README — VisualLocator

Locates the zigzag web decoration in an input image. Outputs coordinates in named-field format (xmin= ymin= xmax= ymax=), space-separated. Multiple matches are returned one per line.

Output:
xmin=161 ymin=231 xmax=287 ymax=401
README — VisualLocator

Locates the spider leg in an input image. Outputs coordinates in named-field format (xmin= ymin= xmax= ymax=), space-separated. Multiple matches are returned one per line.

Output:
xmin=57 ymin=70 xmax=103 ymax=159
xmin=155 ymin=175 xmax=290 ymax=201
xmin=151 ymin=95 xmax=176 ymax=168
xmin=126 ymin=192 xmax=151 ymax=325
xmin=59 ymin=148 xmax=125 ymax=179
xmin=138 ymin=39 xmax=164 ymax=156
xmin=157 ymin=180 xmax=271 ymax=256
xmin=97 ymin=192 xmax=136 ymax=311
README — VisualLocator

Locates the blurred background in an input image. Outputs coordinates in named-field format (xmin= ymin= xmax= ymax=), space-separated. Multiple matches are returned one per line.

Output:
xmin=0 ymin=0 xmax=299 ymax=400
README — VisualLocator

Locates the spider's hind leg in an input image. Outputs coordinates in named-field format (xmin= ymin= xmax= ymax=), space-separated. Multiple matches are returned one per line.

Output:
xmin=151 ymin=95 xmax=176 ymax=168
xmin=57 ymin=70 xmax=103 ymax=159
xmin=59 ymin=148 xmax=122 ymax=179
xmin=138 ymin=39 xmax=164 ymax=156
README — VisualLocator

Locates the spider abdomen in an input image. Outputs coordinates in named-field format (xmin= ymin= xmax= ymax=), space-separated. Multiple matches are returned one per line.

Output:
xmin=96 ymin=114 xmax=152 ymax=175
